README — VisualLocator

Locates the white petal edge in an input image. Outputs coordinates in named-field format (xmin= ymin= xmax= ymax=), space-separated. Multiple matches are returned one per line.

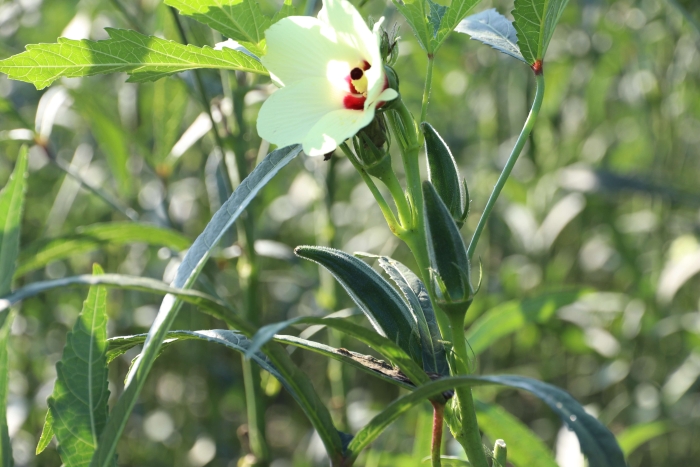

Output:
xmin=302 ymin=108 xmax=376 ymax=156
xmin=257 ymin=78 xmax=345 ymax=149
xmin=262 ymin=15 xmax=361 ymax=86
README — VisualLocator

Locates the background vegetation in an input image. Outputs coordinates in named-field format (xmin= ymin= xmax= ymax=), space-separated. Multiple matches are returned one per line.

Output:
xmin=1 ymin=0 xmax=699 ymax=465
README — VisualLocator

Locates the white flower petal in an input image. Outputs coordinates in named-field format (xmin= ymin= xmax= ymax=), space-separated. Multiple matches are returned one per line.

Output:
xmin=364 ymin=25 xmax=387 ymax=102
xmin=369 ymin=88 xmax=398 ymax=109
xmin=318 ymin=0 xmax=376 ymax=61
xmin=302 ymin=108 xmax=376 ymax=156
xmin=257 ymin=78 xmax=344 ymax=148
xmin=262 ymin=15 xmax=361 ymax=86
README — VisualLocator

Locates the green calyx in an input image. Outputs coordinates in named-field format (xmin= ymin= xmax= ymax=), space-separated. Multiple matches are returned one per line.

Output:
xmin=353 ymin=115 xmax=392 ymax=178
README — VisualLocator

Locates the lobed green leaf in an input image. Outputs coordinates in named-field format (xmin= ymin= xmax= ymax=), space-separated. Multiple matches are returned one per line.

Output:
xmin=512 ymin=0 xmax=570 ymax=65
xmin=165 ymin=0 xmax=270 ymax=54
xmin=0 ymin=28 xmax=268 ymax=90
xmin=47 ymin=264 xmax=113 ymax=467
xmin=455 ymin=9 xmax=526 ymax=63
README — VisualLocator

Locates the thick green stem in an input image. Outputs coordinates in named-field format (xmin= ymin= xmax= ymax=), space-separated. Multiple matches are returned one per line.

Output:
xmin=430 ymin=401 xmax=444 ymax=467
xmin=420 ymin=55 xmax=435 ymax=125
xmin=448 ymin=313 xmax=489 ymax=467
xmin=384 ymin=102 xmax=453 ymax=341
xmin=466 ymin=71 xmax=545 ymax=260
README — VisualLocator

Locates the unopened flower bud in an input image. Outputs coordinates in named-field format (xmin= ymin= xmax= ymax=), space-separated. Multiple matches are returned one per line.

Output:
xmin=379 ymin=24 xmax=400 ymax=66
xmin=353 ymin=114 xmax=392 ymax=177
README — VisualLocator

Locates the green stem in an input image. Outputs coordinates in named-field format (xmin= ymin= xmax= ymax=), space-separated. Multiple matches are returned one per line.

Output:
xmin=448 ymin=313 xmax=489 ymax=467
xmin=493 ymin=439 xmax=507 ymax=467
xmin=339 ymin=143 xmax=404 ymax=235
xmin=467 ymin=72 xmax=545 ymax=260
xmin=385 ymin=102 xmax=453 ymax=341
xmin=420 ymin=55 xmax=435 ymax=125
xmin=430 ymin=401 xmax=444 ymax=467
xmin=375 ymin=167 xmax=412 ymax=229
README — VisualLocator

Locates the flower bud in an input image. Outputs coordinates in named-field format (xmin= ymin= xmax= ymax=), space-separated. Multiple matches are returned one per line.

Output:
xmin=379 ymin=25 xmax=400 ymax=66
xmin=353 ymin=114 xmax=392 ymax=177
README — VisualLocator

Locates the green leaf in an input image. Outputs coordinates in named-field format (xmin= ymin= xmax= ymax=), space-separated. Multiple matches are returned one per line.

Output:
xmin=346 ymin=375 xmax=626 ymax=467
xmin=0 ymin=28 xmax=268 ymax=90
xmin=36 ymin=410 xmax=54 ymax=455
xmin=0 ymin=147 xmax=27 ymax=299
xmin=48 ymin=264 xmax=112 ymax=467
xmin=0 ymin=314 xmax=12 ymax=466
xmin=166 ymin=0 xmax=270 ymax=52
xmin=248 ymin=316 xmax=430 ymax=387
xmin=422 ymin=181 xmax=471 ymax=305
xmin=273 ymin=334 xmax=415 ymax=390
xmin=455 ymin=9 xmax=527 ymax=63
xmin=89 ymin=145 xmax=312 ymax=467
xmin=0 ymin=146 xmax=28 ymax=467
xmin=512 ymin=0 xmax=570 ymax=65
xmin=427 ymin=0 xmax=447 ymax=38
xmin=272 ymin=0 xmax=295 ymax=24
xmin=465 ymin=290 xmax=584 ymax=356
xmin=369 ymin=254 xmax=449 ymax=376
xmin=0 ymin=273 xmax=245 ymax=330
xmin=107 ymin=330 xmax=284 ymax=389
xmin=475 ymin=401 xmax=558 ymax=467
xmin=393 ymin=0 xmax=433 ymax=53
xmin=16 ymin=222 xmax=191 ymax=277
xmin=422 ymin=123 xmax=468 ymax=226
xmin=294 ymin=246 xmax=423 ymax=365
xmin=434 ymin=0 xmax=481 ymax=50
xmin=616 ymin=421 xmax=670 ymax=456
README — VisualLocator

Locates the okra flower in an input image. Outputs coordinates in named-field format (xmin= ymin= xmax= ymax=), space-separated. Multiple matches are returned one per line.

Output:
xmin=256 ymin=0 xmax=398 ymax=157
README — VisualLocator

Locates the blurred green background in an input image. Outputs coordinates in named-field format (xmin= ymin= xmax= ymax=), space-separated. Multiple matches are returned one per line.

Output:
xmin=1 ymin=0 xmax=699 ymax=465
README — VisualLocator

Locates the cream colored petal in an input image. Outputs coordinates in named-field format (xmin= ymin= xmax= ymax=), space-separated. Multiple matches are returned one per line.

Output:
xmin=262 ymin=15 xmax=360 ymax=86
xmin=318 ymin=0 xmax=377 ymax=62
xmin=302 ymin=108 xmax=375 ymax=156
xmin=257 ymin=78 xmax=344 ymax=148
xmin=369 ymin=88 xmax=398 ymax=109
xmin=364 ymin=23 xmax=388 ymax=102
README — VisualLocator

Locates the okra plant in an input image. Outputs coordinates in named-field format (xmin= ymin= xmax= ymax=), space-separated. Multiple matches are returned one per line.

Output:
xmin=0 ymin=0 xmax=634 ymax=466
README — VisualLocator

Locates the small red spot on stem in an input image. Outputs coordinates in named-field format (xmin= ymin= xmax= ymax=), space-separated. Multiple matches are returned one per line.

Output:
xmin=532 ymin=59 xmax=543 ymax=75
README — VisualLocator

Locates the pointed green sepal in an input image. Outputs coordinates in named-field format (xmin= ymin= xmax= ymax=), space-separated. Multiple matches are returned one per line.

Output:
xmin=423 ymin=181 xmax=473 ymax=316
xmin=422 ymin=123 xmax=469 ymax=227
